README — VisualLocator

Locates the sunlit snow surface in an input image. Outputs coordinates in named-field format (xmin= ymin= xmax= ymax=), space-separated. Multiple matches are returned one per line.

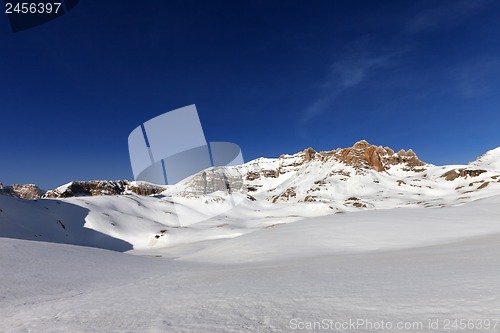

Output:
xmin=1 ymin=195 xmax=500 ymax=332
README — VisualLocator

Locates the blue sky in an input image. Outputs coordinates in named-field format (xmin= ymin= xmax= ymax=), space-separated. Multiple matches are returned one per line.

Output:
xmin=1 ymin=0 xmax=500 ymax=189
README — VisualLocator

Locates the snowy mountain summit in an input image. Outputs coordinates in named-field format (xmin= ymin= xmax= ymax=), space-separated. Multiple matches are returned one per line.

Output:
xmin=469 ymin=146 xmax=500 ymax=171
xmin=228 ymin=139 xmax=499 ymax=208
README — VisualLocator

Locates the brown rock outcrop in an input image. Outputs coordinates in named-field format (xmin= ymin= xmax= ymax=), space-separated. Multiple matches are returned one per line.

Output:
xmin=478 ymin=182 xmax=489 ymax=190
xmin=43 ymin=180 xmax=166 ymax=198
xmin=283 ymin=140 xmax=426 ymax=173
xmin=333 ymin=140 xmax=426 ymax=172
xmin=0 ymin=183 xmax=45 ymax=200
xmin=272 ymin=187 xmax=297 ymax=203
xmin=128 ymin=183 xmax=169 ymax=196
xmin=303 ymin=147 xmax=316 ymax=162
xmin=9 ymin=184 xmax=45 ymax=200
xmin=441 ymin=169 xmax=487 ymax=181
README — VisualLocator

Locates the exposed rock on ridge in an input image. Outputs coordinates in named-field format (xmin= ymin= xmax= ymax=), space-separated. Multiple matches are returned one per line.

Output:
xmin=0 ymin=182 xmax=45 ymax=200
xmin=43 ymin=180 xmax=166 ymax=199
xmin=0 ymin=180 xmax=167 ymax=200
xmin=337 ymin=140 xmax=426 ymax=172
xmin=4 ymin=140 xmax=499 ymax=207
xmin=441 ymin=169 xmax=487 ymax=181
xmin=177 ymin=168 xmax=244 ymax=197
xmin=291 ymin=140 xmax=426 ymax=172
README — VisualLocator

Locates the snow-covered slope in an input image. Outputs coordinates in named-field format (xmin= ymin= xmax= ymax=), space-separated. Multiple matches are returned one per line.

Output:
xmin=178 ymin=195 xmax=500 ymax=263
xmin=2 ymin=195 xmax=500 ymax=332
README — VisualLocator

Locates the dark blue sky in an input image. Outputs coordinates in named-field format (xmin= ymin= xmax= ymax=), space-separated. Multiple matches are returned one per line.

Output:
xmin=1 ymin=0 xmax=500 ymax=189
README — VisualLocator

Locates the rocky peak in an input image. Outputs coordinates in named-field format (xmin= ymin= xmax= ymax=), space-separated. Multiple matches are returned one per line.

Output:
xmin=294 ymin=140 xmax=427 ymax=172
xmin=336 ymin=140 xmax=426 ymax=172
xmin=352 ymin=139 xmax=371 ymax=150
xmin=302 ymin=147 xmax=317 ymax=162
xmin=10 ymin=184 xmax=45 ymax=200
xmin=336 ymin=140 xmax=388 ymax=172
xmin=0 ymin=183 xmax=46 ymax=200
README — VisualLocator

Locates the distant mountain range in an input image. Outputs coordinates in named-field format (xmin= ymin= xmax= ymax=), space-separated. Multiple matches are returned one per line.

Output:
xmin=1 ymin=140 xmax=499 ymax=252
xmin=2 ymin=139 xmax=499 ymax=206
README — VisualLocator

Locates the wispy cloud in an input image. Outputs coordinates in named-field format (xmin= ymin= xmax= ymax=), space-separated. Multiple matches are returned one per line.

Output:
xmin=299 ymin=48 xmax=404 ymax=128
xmin=405 ymin=0 xmax=493 ymax=33
xmin=329 ymin=53 xmax=391 ymax=89
xmin=297 ymin=0 xmax=496 ymax=138
xmin=451 ymin=58 xmax=500 ymax=98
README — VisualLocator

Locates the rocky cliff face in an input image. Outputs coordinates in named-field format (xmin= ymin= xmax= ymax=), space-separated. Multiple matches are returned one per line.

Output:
xmin=292 ymin=140 xmax=426 ymax=172
xmin=43 ymin=180 xmax=166 ymax=198
xmin=0 ymin=180 xmax=167 ymax=200
xmin=0 ymin=183 xmax=45 ymax=200
xmin=178 ymin=168 xmax=244 ymax=196
xmin=335 ymin=140 xmax=426 ymax=172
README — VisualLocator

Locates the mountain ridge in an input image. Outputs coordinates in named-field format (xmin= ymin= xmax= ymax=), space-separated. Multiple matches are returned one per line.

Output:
xmin=1 ymin=140 xmax=499 ymax=252
xmin=1 ymin=140 xmax=499 ymax=204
